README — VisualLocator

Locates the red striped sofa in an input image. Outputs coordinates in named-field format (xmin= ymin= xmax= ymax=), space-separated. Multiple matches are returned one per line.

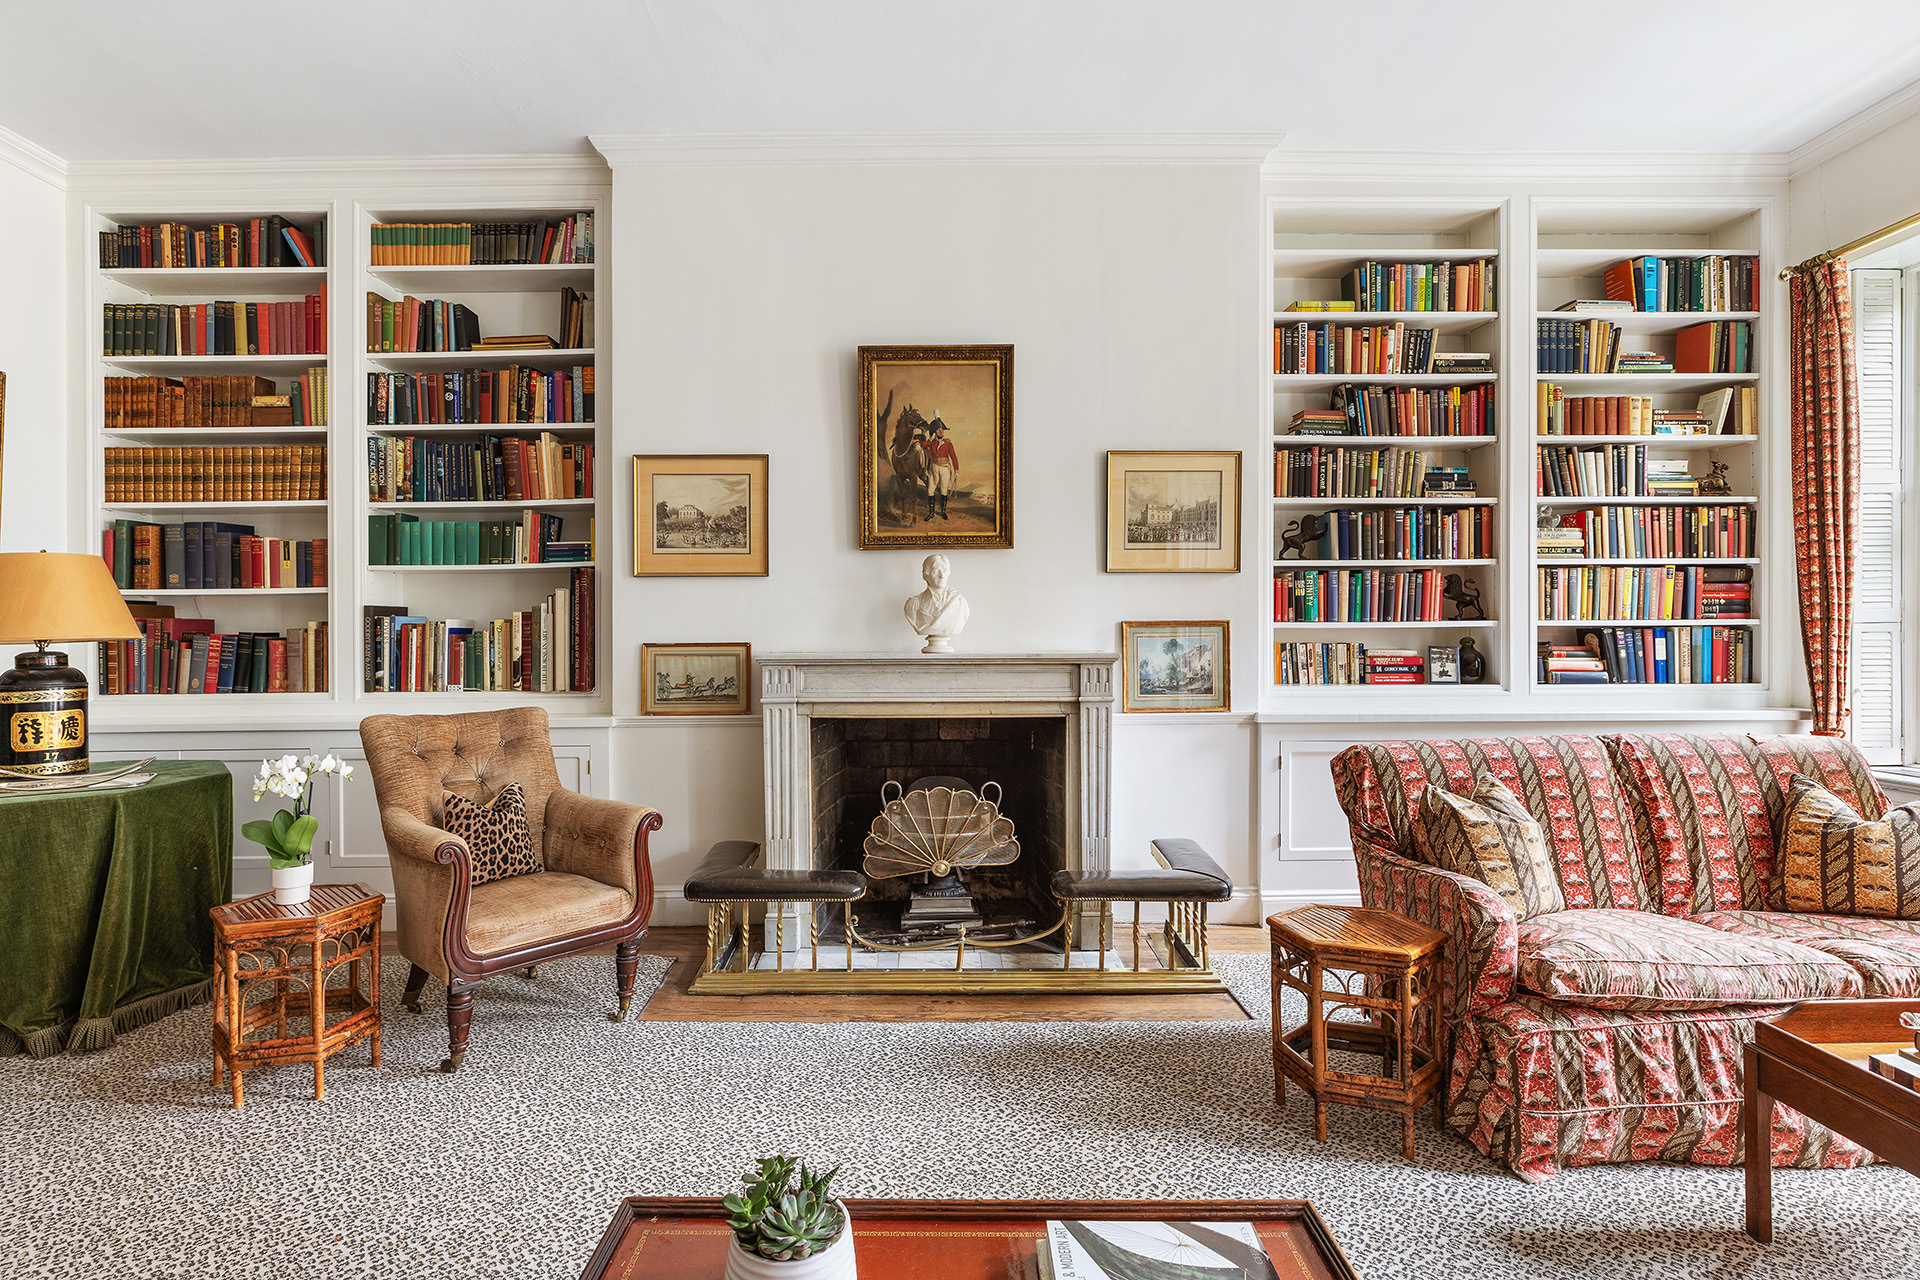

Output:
xmin=1330 ymin=732 xmax=1904 ymax=1182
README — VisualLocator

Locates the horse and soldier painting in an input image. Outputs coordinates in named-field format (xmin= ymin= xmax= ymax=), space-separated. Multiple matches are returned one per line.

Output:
xmin=858 ymin=345 xmax=1014 ymax=550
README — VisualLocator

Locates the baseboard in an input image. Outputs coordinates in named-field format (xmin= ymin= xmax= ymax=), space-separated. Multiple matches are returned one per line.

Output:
xmin=1257 ymin=888 xmax=1364 ymax=918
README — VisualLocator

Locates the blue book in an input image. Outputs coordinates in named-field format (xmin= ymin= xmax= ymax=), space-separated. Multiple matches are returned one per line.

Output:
xmin=215 ymin=633 xmax=238 ymax=694
xmin=183 ymin=522 xmax=204 ymax=591
xmin=1653 ymin=629 xmax=1670 ymax=683
xmin=1639 ymin=256 xmax=1658 ymax=311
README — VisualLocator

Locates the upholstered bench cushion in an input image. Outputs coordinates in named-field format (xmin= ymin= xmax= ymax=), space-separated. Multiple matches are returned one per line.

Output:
xmin=1515 ymin=908 xmax=1863 ymax=1010
xmin=1693 ymin=908 xmax=1920 ymax=998
xmin=464 ymin=871 xmax=633 ymax=955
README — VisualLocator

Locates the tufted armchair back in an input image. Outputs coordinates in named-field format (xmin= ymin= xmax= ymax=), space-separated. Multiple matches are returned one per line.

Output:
xmin=360 ymin=707 xmax=564 ymax=856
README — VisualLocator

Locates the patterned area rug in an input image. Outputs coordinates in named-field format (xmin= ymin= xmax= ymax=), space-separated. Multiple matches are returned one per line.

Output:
xmin=3 ymin=950 xmax=1915 ymax=1279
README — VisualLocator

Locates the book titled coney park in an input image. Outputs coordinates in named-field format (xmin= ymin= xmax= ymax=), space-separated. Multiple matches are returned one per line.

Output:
xmin=1040 ymin=1220 xmax=1280 ymax=1280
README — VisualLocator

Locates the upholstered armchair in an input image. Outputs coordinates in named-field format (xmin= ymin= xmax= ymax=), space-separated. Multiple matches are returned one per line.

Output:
xmin=358 ymin=707 xmax=660 ymax=1072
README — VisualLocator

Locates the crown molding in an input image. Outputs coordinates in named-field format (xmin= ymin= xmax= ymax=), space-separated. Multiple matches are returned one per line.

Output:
xmin=64 ymin=151 xmax=608 ymax=196
xmin=589 ymin=133 xmax=1285 ymax=167
xmin=1262 ymin=149 xmax=1789 ymax=184
xmin=1788 ymin=77 xmax=1920 ymax=176
xmin=0 ymin=123 xmax=67 ymax=188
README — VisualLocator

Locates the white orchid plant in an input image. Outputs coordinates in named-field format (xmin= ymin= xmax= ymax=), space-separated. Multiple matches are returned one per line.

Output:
xmin=245 ymin=754 xmax=353 ymax=869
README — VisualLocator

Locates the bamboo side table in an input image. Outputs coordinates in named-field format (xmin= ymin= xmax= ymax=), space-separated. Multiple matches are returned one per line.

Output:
xmin=1267 ymin=904 xmax=1446 ymax=1159
xmin=210 ymin=883 xmax=384 ymax=1108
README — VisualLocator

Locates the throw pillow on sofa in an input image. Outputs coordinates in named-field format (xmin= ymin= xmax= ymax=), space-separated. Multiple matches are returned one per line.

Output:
xmin=1775 ymin=773 xmax=1920 ymax=919
xmin=442 ymin=782 xmax=542 ymax=886
xmin=1413 ymin=772 xmax=1567 ymax=918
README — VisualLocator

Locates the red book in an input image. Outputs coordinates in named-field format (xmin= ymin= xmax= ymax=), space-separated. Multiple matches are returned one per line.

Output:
xmin=267 ymin=638 xmax=289 ymax=692
xmin=311 ymin=538 xmax=328 ymax=588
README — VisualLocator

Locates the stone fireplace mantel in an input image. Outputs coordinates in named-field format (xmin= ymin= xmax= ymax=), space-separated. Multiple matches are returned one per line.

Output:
xmin=759 ymin=652 xmax=1118 ymax=881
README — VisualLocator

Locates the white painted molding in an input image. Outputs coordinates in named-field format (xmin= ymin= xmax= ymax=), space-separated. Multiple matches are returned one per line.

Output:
xmin=1262 ymin=149 xmax=1790 ymax=184
xmin=0 ymin=123 xmax=67 ymax=187
xmin=1259 ymin=888 xmax=1364 ymax=914
xmin=65 ymin=151 xmax=609 ymax=198
xmin=1789 ymin=76 xmax=1920 ymax=177
xmin=589 ymin=133 xmax=1285 ymax=167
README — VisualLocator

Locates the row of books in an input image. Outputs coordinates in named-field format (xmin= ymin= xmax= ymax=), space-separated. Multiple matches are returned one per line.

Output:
xmin=104 ymin=446 xmax=327 ymax=504
xmin=1273 ymin=567 xmax=1476 ymax=623
xmin=369 ymin=215 xmax=594 ymax=266
xmin=366 ymin=365 xmax=593 ymax=425
xmin=104 ymin=373 xmax=329 ymax=431
xmin=1536 ymin=385 xmax=1754 ymax=436
xmin=362 ymin=569 xmax=594 ymax=693
xmin=1273 ymin=643 xmax=1456 ymax=686
xmin=1547 ymin=627 xmax=1754 ymax=685
xmin=366 ymin=294 xmax=480 ymax=353
xmin=1273 ymin=323 xmax=1490 ymax=375
xmin=368 ymin=512 xmax=590 ymax=566
xmin=1318 ymin=382 xmax=1497 ymax=437
xmin=1332 ymin=258 xmax=1497 ymax=312
xmin=1274 ymin=447 xmax=1470 ymax=499
xmin=1536 ymin=318 xmax=1633 ymax=373
xmin=1538 ymin=565 xmax=1752 ymax=621
xmin=98 ymin=217 xmax=325 ymax=270
xmin=100 ymin=610 xmax=330 ymax=695
xmin=102 ymin=296 xmax=327 ymax=357
xmin=1600 ymin=255 xmax=1758 ymax=313
xmin=1537 ymin=447 xmax=1711 ymax=498
xmin=1290 ymin=506 xmax=1496 ymax=561
xmin=1536 ymin=319 xmax=1751 ymax=375
xmin=104 ymin=520 xmax=327 ymax=591
xmin=1535 ymin=505 xmax=1755 ymax=559
xmin=366 ymin=434 xmax=592 ymax=504
xmin=1671 ymin=320 xmax=1754 ymax=374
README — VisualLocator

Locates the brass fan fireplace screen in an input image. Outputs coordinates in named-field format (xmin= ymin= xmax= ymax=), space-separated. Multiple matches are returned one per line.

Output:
xmin=681 ymin=777 xmax=1233 ymax=994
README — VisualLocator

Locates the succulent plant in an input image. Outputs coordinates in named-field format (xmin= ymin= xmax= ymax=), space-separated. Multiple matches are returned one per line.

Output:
xmin=722 ymin=1154 xmax=845 ymax=1261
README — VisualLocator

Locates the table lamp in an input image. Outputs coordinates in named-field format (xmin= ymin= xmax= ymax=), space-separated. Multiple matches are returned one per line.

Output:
xmin=0 ymin=551 xmax=142 ymax=775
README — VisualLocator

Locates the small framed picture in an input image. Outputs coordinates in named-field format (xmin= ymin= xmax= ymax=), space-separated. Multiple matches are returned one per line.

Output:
xmin=1427 ymin=644 xmax=1460 ymax=685
xmin=1120 ymin=621 xmax=1230 ymax=713
xmin=632 ymin=455 xmax=769 ymax=576
xmin=641 ymin=643 xmax=752 ymax=715
xmin=1105 ymin=451 xmax=1241 ymax=572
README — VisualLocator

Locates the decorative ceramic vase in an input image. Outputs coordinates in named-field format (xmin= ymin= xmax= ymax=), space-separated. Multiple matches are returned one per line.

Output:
xmin=1457 ymin=637 xmax=1486 ymax=684
xmin=723 ymin=1204 xmax=858 ymax=1280
xmin=271 ymin=861 xmax=315 ymax=907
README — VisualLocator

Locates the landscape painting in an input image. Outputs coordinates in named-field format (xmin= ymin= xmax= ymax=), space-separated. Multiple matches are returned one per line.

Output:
xmin=632 ymin=455 xmax=768 ymax=576
xmin=1105 ymin=451 xmax=1240 ymax=572
xmin=641 ymin=643 xmax=751 ymax=716
xmin=1120 ymin=621 xmax=1230 ymax=713
xmin=858 ymin=344 xmax=1013 ymax=550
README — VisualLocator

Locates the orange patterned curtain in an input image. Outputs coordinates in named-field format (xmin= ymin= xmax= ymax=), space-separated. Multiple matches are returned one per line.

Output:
xmin=1788 ymin=260 xmax=1860 ymax=736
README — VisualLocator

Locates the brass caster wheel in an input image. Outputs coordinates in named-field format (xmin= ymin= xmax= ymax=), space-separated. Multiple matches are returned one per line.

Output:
xmin=439 ymin=1053 xmax=466 ymax=1074
xmin=608 ymin=1001 xmax=631 ymax=1023
xmin=402 ymin=996 xmax=423 ymax=1015
xmin=522 ymin=965 xmax=538 ymax=980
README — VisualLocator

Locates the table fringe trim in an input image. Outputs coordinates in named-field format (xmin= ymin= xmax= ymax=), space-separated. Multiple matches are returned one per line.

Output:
xmin=0 ymin=978 xmax=214 ymax=1058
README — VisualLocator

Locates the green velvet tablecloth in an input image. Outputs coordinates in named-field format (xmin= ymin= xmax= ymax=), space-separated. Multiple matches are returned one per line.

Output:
xmin=0 ymin=759 xmax=232 ymax=1056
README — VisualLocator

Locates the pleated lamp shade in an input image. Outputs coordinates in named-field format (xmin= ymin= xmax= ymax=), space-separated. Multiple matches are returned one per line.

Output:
xmin=0 ymin=552 xmax=142 ymax=646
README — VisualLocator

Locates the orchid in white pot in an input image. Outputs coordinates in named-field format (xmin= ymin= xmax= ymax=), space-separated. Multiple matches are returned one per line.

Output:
xmin=247 ymin=754 xmax=353 ymax=905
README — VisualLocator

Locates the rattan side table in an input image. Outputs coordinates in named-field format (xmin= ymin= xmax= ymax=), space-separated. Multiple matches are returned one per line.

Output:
xmin=210 ymin=883 xmax=383 ymax=1108
xmin=1267 ymin=904 xmax=1446 ymax=1159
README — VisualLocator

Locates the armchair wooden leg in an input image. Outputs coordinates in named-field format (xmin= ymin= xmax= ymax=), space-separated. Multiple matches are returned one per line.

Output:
xmin=403 ymin=963 xmax=429 ymax=1015
xmin=611 ymin=941 xmax=640 ymax=1022
xmin=442 ymin=983 xmax=474 ymax=1073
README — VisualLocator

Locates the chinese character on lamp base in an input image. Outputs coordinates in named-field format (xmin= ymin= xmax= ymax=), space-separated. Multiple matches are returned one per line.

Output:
xmin=1 ymin=648 xmax=90 ymax=775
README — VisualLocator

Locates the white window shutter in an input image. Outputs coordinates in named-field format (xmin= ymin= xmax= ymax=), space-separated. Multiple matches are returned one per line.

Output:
xmin=1850 ymin=269 xmax=1904 ymax=762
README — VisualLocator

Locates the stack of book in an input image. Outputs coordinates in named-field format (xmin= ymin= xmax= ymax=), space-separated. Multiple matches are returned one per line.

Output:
xmin=1614 ymin=351 xmax=1673 ymax=374
xmin=1645 ymin=459 xmax=1700 ymax=497
xmin=1536 ymin=523 xmax=1588 ymax=558
xmin=1423 ymin=466 xmax=1475 ymax=496
xmin=363 ymin=567 xmax=595 ymax=693
xmin=1538 ymin=641 xmax=1610 ymax=685
xmin=1280 ymin=300 xmax=1357 ymax=312
xmin=1553 ymin=299 xmax=1635 ymax=314
xmin=1364 ymin=649 xmax=1427 ymax=685
xmin=105 ymin=520 xmax=326 ymax=590
xmin=1429 ymin=352 xmax=1493 ymax=375
xmin=1602 ymin=255 xmax=1758 ymax=312
xmin=1285 ymin=409 xmax=1350 ymax=436
xmin=471 ymin=334 xmax=558 ymax=351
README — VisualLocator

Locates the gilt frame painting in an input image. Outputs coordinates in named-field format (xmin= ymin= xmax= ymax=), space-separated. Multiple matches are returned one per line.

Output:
xmin=858 ymin=344 xmax=1013 ymax=550
xmin=640 ymin=643 xmax=752 ymax=716
xmin=1120 ymin=620 xmax=1230 ymax=714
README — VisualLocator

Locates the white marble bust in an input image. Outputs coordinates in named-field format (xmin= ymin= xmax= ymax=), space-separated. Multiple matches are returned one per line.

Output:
xmin=903 ymin=553 xmax=971 ymax=654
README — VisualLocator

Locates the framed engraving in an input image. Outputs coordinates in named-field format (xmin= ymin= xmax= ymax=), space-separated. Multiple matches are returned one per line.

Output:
xmin=1120 ymin=620 xmax=1230 ymax=714
xmin=632 ymin=455 xmax=768 ymax=576
xmin=1105 ymin=451 xmax=1241 ymax=572
xmin=858 ymin=344 xmax=1013 ymax=550
xmin=640 ymin=643 xmax=751 ymax=716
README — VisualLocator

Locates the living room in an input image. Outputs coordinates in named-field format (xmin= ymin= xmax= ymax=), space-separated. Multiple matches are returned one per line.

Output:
xmin=3 ymin=4 xmax=1920 ymax=1278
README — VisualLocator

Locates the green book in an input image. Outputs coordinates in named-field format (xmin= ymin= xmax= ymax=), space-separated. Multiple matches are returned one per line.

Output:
xmin=369 ymin=514 xmax=390 ymax=566
xmin=459 ymin=521 xmax=480 ymax=565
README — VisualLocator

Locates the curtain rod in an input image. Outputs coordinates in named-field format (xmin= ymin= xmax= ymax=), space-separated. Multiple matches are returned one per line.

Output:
xmin=1781 ymin=207 xmax=1920 ymax=280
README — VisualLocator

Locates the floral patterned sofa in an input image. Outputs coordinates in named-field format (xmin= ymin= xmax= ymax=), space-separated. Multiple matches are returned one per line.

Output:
xmin=1330 ymin=732 xmax=1907 ymax=1182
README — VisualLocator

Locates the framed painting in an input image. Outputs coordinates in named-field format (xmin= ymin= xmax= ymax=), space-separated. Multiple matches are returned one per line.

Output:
xmin=1120 ymin=621 xmax=1230 ymax=714
xmin=858 ymin=344 xmax=1013 ymax=550
xmin=1104 ymin=451 xmax=1241 ymax=573
xmin=641 ymin=643 xmax=752 ymax=716
xmin=632 ymin=455 xmax=768 ymax=576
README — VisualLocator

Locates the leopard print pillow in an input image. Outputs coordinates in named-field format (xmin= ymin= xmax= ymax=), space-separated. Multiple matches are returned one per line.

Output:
xmin=442 ymin=782 xmax=541 ymax=886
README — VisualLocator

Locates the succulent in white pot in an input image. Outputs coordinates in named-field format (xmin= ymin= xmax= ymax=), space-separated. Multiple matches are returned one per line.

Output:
xmin=721 ymin=1154 xmax=856 ymax=1280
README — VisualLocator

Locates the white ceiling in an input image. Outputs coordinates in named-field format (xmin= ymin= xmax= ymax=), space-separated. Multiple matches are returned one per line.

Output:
xmin=6 ymin=0 xmax=1920 ymax=165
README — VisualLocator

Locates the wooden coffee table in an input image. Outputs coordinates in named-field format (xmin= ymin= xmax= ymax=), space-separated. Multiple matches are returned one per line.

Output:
xmin=579 ymin=1197 xmax=1357 ymax=1279
xmin=1744 ymin=997 xmax=1920 ymax=1242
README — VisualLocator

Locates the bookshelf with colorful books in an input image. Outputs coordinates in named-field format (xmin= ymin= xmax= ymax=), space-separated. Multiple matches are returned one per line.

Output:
xmin=1532 ymin=200 xmax=1771 ymax=693
xmin=1268 ymin=201 xmax=1506 ymax=695
xmin=90 ymin=207 xmax=336 ymax=703
xmin=357 ymin=204 xmax=603 ymax=701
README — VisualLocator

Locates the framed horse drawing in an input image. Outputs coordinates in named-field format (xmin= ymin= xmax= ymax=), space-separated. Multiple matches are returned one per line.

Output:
xmin=857 ymin=344 xmax=1013 ymax=550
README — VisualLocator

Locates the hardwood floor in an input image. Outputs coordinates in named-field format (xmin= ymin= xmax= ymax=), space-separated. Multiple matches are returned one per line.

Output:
xmin=381 ymin=925 xmax=1267 ymax=1024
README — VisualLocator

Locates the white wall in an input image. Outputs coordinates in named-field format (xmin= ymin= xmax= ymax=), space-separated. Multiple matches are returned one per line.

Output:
xmin=0 ymin=131 xmax=67 ymax=551
xmin=1789 ymin=101 xmax=1920 ymax=261
xmin=605 ymin=158 xmax=1266 ymax=921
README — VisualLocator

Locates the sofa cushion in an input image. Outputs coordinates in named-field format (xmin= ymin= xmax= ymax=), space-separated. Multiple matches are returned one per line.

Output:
xmin=1693 ymin=909 xmax=1920 ymax=998
xmin=1331 ymin=736 xmax=1648 ymax=911
xmin=463 ymin=870 xmax=632 ymax=956
xmin=1515 ymin=908 xmax=1863 ymax=1010
xmin=1601 ymin=733 xmax=1887 ymax=916
xmin=1413 ymin=773 xmax=1567 ymax=918
xmin=442 ymin=782 xmax=542 ymax=886
xmin=1775 ymin=774 xmax=1920 ymax=919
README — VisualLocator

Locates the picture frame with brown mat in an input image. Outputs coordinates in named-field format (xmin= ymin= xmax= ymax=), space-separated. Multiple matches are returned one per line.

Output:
xmin=632 ymin=455 xmax=769 ymax=577
xmin=1105 ymin=450 xmax=1241 ymax=573
xmin=858 ymin=344 xmax=1012 ymax=550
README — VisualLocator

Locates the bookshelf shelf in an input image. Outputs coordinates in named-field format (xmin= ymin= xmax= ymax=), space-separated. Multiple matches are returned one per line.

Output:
xmin=1272 ymin=620 xmax=1499 ymax=630
xmin=1535 ymin=373 xmax=1758 ymax=390
xmin=369 ymin=422 xmax=598 ymax=437
xmin=365 ymin=263 xmax=594 ymax=293
xmin=1273 ymin=372 xmax=1498 ymax=390
xmin=1274 ymin=558 xmax=1497 ymax=569
xmin=103 ymin=500 xmax=328 ymax=512
xmin=122 ymin=588 xmax=329 ymax=597
xmin=104 ymin=426 xmax=329 ymax=442
xmin=103 ymin=354 xmax=329 ymax=374
xmin=368 ymin=498 xmax=594 ymax=511
xmin=1273 ymin=496 xmax=1498 ymax=508
xmin=1532 ymin=434 xmax=1756 ymax=447
xmin=368 ymin=347 xmax=592 ymax=371
xmin=102 ymin=266 xmax=328 ymax=296
xmin=1273 ymin=434 xmax=1500 ymax=449
xmin=1540 ymin=617 xmax=1760 ymax=628
xmin=1535 ymin=495 xmax=1757 ymax=506
xmin=1274 ymin=309 xmax=1499 ymax=334
xmin=369 ymin=562 xmax=595 ymax=573
xmin=1534 ymin=310 xmax=1759 ymax=334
